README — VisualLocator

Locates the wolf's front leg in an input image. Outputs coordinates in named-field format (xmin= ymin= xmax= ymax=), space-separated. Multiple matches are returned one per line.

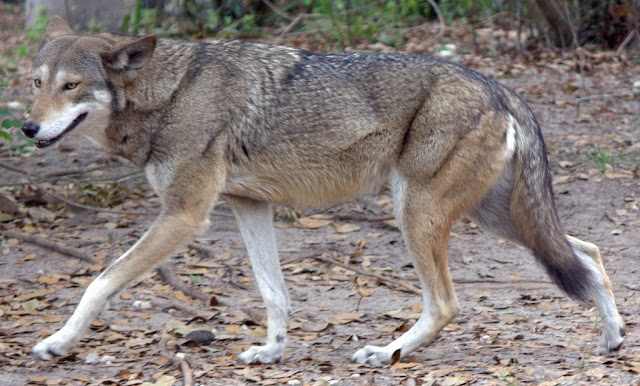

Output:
xmin=31 ymin=212 xmax=210 ymax=359
xmin=32 ymin=165 xmax=222 ymax=360
xmin=226 ymin=196 xmax=290 ymax=364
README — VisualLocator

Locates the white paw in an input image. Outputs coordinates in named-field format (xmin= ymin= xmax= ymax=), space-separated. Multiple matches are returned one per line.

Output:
xmin=351 ymin=345 xmax=400 ymax=367
xmin=238 ymin=343 xmax=285 ymax=364
xmin=31 ymin=329 xmax=78 ymax=360
xmin=596 ymin=325 xmax=625 ymax=356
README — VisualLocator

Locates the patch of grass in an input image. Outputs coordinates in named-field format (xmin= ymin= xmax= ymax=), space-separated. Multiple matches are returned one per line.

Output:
xmin=587 ymin=146 xmax=640 ymax=173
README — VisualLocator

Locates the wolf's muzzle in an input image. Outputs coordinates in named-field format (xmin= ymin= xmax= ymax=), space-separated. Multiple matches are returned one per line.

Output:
xmin=21 ymin=121 xmax=40 ymax=138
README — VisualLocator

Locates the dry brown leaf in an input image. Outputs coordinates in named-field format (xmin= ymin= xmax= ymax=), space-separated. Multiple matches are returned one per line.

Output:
xmin=37 ymin=276 xmax=59 ymax=284
xmin=358 ymin=288 xmax=374 ymax=297
xmin=174 ymin=290 xmax=190 ymax=302
xmin=335 ymin=223 xmax=361 ymax=233
xmin=298 ymin=217 xmax=331 ymax=229
xmin=329 ymin=312 xmax=365 ymax=325
xmin=14 ymin=288 xmax=54 ymax=301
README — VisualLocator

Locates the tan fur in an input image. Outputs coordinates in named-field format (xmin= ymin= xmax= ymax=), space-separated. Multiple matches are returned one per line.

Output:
xmin=25 ymin=16 xmax=623 ymax=365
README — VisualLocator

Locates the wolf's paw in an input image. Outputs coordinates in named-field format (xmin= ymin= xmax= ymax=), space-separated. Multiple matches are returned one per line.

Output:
xmin=238 ymin=343 xmax=285 ymax=364
xmin=596 ymin=325 xmax=625 ymax=356
xmin=31 ymin=330 xmax=77 ymax=360
xmin=351 ymin=345 xmax=399 ymax=367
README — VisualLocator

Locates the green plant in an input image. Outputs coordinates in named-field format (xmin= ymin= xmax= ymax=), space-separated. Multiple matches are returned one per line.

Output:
xmin=0 ymin=81 xmax=34 ymax=154
xmin=588 ymin=146 xmax=639 ymax=173
xmin=26 ymin=6 xmax=51 ymax=42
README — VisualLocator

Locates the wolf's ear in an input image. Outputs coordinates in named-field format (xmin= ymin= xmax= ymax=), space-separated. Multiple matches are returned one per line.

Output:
xmin=100 ymin=36 xmax=158 ymax=73
xmin=41 ymin=16 xmax=73 ymax=47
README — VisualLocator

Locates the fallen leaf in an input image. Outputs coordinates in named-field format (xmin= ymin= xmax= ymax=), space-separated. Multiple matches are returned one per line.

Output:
xmin=335 ymin=223 xmax=361 ymax=233
xmin=328 ymin=312 xmax=364 ymax=325
xmin=298 ymin=217 xmax=331 ymax=229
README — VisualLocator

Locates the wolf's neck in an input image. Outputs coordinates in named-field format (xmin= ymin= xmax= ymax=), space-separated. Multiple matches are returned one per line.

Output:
xmin=123 ymin=40 xmax=197 ymax=110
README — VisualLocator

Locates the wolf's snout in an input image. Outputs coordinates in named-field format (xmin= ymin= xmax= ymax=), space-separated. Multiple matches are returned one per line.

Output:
xmin=21 ymin=121 xmax=40 ymax=138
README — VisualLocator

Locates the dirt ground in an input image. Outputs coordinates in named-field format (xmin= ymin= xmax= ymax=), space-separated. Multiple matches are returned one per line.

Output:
xmin=1 ymin=4 xmax=640 ymax=386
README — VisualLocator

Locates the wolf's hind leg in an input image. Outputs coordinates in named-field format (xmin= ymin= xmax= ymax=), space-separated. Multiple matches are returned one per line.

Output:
xmin=226 ymin=196 xmax=290 ymax=364
xmin=352 ymin=170 xmax=465 ymax=366
xmin=566 ymin=235 xmax=624 ymax=354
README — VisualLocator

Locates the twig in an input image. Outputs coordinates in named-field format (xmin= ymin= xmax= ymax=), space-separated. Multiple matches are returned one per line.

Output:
xmin=332 ymin=213 xmax=394 ymax=222
xmin=312 ymin=253 xmax=422 ymax=295
xmin=158 ymin=296 xmax=219 ymax=320
xmin=576 ymin=90 xmax=640 ymax=102
xmin=453 ymin=278 xmax=552 ymax=285
xmin=0 ymin=161 xmax=152 ymax=216
xmin=302 ymin=252 xmax=554 ymax=296
xmin=188 ymin=243 xmax=216 ymax=258
xmin=276 ymin=13 xmax=323 ymax=44
xmin=156 ymin=263 xmax=214 ymax=303
xmin=425 ymin=0 xmax=446 ymax=41
xmin=3 ymin=229 xmax=98 ymax=264
xmin=615 ymin=29 xmax=637 ymax=57
xmin=261 ymin=0 xmax=294 ymax=21
xmin=42 ymin=188 xmax=153 ymax=216
xmin=175 ymin=353 xmax=194 ymax=386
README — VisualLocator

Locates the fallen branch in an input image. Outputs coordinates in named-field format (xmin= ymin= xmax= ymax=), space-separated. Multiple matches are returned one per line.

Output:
xmin=158 ymin=297 xmax=219 ymax=321
xmin=41 ymin=188 xmax=152 ymax=216
xmin=576 ymin=90 xmax=640 ymax=102
xmin=175 ymin=353 xmax=194 ymax=386
xmin=312 ymin=253 xmax=422 ymax=295
xmin=425 ymin=0 xmax=446 ymax=41
xmin=615 ymin=29 xmax=637 ymax=57
xmin=3 ymin=229 xmax=98 ymax=264
xmin=276 ymin=13 xmax=323 ymax=44
xmin=0 ymin=161 xmax=152 ymax=216
xmin=261 ymin=0 xmax=294 ymax=21
xmin=302 ymin=252 xmax=553 ymax=296
xmin=332 ymin=213 xmax=394 ymax=222
xmin=156 ymin=263 xmax=216 ymax=304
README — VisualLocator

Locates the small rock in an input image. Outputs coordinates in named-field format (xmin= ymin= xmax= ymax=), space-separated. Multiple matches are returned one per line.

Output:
xmin=27 ymin=207 xmax=56 ymax=222
xmin=132 ymin=300 xmax=152 ymax=309
xmin=633 ymin=80 xmax=640 ymax=89
xmin=100 ymin=355 xmax=116 ymax=364
xmin=85 ymin=352 xmax=100 ymax=364
xmin=184 ymin=330 xmax=215 ymax=345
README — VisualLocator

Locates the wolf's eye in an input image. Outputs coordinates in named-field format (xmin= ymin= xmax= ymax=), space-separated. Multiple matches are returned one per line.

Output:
xmin=64 ymin=82 xmax=79 ymax=90
xmin=33 ymin=79 xmax=41 ymax=88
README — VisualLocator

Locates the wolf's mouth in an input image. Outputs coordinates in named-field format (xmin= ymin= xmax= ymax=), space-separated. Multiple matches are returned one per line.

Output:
xmin=35 ymin=112 xmax=88 ymax=149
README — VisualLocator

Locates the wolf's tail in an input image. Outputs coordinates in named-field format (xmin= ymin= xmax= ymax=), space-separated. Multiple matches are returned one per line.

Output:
xmin=508 ymin=105 xmax=594 ymax=304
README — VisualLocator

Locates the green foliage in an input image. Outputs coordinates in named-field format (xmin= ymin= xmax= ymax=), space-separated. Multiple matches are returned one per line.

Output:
xmin=588 ymin=146 xmax=640 ymax=173
xmin=75 ymin=182 xmax=133 ymax=208
xmin=26 ymin=6 xmax=51 ymax=42
xmin=0 ymin=82 xmax=34 ymax=154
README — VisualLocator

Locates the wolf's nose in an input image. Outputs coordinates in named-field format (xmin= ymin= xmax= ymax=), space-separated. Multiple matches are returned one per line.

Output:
xmin=21 ymin=121 xmax=40 ymax=138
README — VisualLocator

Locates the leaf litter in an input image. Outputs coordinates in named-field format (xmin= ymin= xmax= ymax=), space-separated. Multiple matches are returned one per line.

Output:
xmin=1 ymin=4 xmax=640 ymax=386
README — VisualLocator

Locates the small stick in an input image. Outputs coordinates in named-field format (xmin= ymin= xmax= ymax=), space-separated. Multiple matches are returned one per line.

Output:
xmin=615 ymin=29 xmax=637 ymax=57
xmin=0 ymin=161 xmax=152 ymax=216
xmin=425 ymin=0 xmax=446 ymax=41
xmin=156 ymin=263 xmax=213 ymax=303
xmin=576 ymin=90 xmax=640 ymax=102
xmin=42 ymin=188 xmax=153 ymax=216
xmin=332 ymin=213 xmax=394 ymax=222
xmin=3 ymin=229 xmax=98 ymax=264
xmin=312 ymin=254 xmax=423 ymax=295
xmin=175 ymin=353 xmax=194 ymax=386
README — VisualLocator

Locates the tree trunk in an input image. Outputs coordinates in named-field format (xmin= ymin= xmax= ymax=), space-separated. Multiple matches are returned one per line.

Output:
xmin=25 ymin=0 xmax=134 ymax=32
xmin=532 ymin=0 xmax=574 ymax=48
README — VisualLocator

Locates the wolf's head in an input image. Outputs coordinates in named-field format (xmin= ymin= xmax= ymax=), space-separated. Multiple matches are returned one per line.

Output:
xmin=22 ymin=16 xmax=157 ymax=148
